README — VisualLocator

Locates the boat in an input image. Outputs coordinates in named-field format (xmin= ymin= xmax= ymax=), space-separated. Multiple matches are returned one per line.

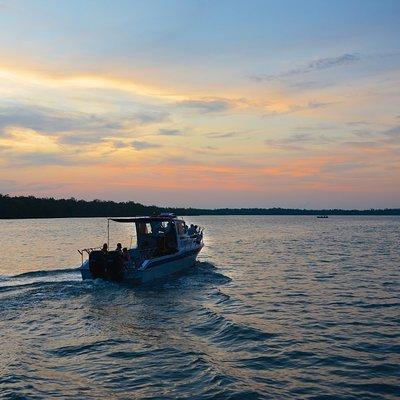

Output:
xmin=317 ymin=215 xmax=329 ymax=218
xmin=79 ymin=214 xmax=204 ymax=284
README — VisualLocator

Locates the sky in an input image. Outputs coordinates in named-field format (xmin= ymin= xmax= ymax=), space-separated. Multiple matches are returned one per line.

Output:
xmin=0 ymin=0 xmax=399 ymax=208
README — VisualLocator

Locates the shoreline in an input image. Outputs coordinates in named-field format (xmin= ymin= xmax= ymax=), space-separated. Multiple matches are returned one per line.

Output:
xmin=1 ymin=213 xmax=400 ymax=220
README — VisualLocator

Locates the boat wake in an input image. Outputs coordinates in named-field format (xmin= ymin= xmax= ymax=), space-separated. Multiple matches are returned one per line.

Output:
xmin=187 ymin=261 xmax=231 ymax=284
xmin=0 ymin=261 xmax=229 ymax=296
xmin=0 ymin=266 xmax=82 ymax=295
xmin=12 ymin=266 xmax=81 ymax=279
xmin=152 ymin=261 xmax=231 ymax=292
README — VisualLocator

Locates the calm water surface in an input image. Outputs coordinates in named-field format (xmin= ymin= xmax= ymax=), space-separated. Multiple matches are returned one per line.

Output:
xmin=0 ymin=216 xmax=399 ymax=399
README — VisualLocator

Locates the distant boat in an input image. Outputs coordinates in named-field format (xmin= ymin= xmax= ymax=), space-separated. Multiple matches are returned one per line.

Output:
xmin=79 ymin=214 xmax=203 ymax=284
xmin=317 ymin=215 xmax=329 ymax=218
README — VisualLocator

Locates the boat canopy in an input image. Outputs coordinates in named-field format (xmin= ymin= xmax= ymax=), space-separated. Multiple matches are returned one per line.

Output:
xmin=110 ymin=216 xmax=176 ymax=223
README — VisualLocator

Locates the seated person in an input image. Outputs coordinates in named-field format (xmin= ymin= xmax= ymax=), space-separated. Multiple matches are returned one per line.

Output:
xmin=101 ymin=243 xmax=108 ymax=254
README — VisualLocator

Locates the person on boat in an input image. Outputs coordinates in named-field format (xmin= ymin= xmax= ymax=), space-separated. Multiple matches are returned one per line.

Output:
xmin=115 ymin=243 xmax=123 ymax=254
xmin=101 ymin=243 xmax=108 ymax=254
xmin=122 ymin=247 xmax=130 ymax=260
xmin=122 ymin=247 xmax=130 ymax=265
xmin=165 ymin=221 xmax=177 ymax=253
xmin=188 ymin=224 xmax=196 ymax=235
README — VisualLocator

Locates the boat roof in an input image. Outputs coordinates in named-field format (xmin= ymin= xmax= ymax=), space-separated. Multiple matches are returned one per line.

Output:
xmin=109 ymin=215 xmax=178 ymax=223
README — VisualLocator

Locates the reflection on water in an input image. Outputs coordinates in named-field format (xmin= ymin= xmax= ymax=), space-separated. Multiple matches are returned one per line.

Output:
xmin=0 ymin=216 xmax=399 ymax=399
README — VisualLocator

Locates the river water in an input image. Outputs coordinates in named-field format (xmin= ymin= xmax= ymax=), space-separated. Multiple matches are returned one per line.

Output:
xmin=0 ymin=216 xmax=399 ymax=399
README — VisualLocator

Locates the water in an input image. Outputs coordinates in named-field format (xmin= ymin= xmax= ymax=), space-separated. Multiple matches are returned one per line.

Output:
xmin=0 ymin=216 xmax=399 ymax=399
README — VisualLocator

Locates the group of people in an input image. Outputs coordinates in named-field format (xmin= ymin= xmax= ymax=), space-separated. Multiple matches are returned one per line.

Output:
xmin=186 ymin=224 xmax=200 ymax=236
xmin=101 ymin=242 xmax=131 ymax=264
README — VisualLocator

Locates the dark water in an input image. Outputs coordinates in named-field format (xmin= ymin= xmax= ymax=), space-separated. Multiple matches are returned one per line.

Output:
xmin=0 ymin=216 xmax=399 ymax=399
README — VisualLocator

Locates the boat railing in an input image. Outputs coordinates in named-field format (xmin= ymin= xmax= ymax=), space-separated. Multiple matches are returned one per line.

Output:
xmin=77 ymin=247 xmax=101 ymax=265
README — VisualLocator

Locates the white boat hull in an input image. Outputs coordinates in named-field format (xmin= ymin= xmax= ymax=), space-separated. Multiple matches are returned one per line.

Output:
xmin=80 ymin=246 xmax=202 ymax=284
xmin=131 ymin=248 xmax=200 ymax=284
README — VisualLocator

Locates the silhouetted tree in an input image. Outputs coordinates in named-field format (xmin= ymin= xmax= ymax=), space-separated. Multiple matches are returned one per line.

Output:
xmin=0 ymin=194 xmax=398 ymax=219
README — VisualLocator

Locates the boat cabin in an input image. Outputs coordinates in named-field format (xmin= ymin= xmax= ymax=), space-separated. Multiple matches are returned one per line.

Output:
xmin=109 ymin=214 xmax=200 ymax=258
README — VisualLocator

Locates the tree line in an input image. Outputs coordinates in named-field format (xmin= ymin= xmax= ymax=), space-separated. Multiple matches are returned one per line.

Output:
xmin=0 ymin=194 xmax=399 ymax=219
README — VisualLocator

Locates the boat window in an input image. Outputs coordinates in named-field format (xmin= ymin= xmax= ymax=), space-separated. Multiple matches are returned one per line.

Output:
xmin=150 ymin=220 xmax=169 ymax=235
xmin=137 ymin=222 xmax=152 ymax=235
xmin=136 ymin=222 xmax=156 ymax=250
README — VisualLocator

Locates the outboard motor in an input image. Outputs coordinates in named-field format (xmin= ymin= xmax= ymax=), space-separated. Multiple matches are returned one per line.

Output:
xmin=106 ymin=251 xmax=124 ymax=282
xmin=89 ymin=250 xmax=107 ymax=279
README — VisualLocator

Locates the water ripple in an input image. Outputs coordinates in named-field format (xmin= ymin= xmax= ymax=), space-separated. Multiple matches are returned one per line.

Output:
xmin=0 ymin=216 xmax=399 ymax=399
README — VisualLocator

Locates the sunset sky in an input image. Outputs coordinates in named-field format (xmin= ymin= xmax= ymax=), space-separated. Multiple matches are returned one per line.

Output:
xmin=0 ymin=0 xmax=399 ymax=208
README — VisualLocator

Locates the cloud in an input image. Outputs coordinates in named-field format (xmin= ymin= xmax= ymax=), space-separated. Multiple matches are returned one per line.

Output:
xmin=158 ymin=156 xmax=200 ymax=166
xmin=303 ymin=53 xmax=360 ymax=71
xmin=0 ymin=105 xmax=85 ymax=134
xmin=0 ymin=105 xmax=168 ymax=133
xmin=133 ymin=111 xmax=169 ymax=124
xmin=320 ymin=161 xmax=371 ymax=173
xmin=58 ymin=133 xmax=110 ymax=145
xmin=131 ymin=140 xmax=162 ymax=150
xmin=351 ymin=124 xmax=400 ymax=144
xmin=157 ymin=128 xmax=183 ymax=136
xmin=351 ymin=129 xmax=375 ymax=138
xmin=307 ymin=101 xmax=334 ymax=109
xmin=383 ymin=125 xmax=400 ymax=136
xmin=289 ymin=80 xmax=333 ymax=90
xmin=0 ymin=65 xmax=185 ymax=102
xmin=341 ymin=141 xmax=380 ymax=149
xmin=263 ymin=101 xmax=334 ymax=116
xmin=10 ymin=151 xmax=76 ymax=167
xmin=265 ymin=133 xmax=333 ymax=151
xmin=293 ymin=123 xmax=338 ymax=132
xmin=382 ymin=125 xmax=400 ymax=144
xmin=0 ymin=104 xmax=172 ymax=149
xmin=206 ymin=131 xmax=240 ymax=139
xmin=113 ymin=140 xmax=129 ymax=148
xmin=251 ymin=53 xmax=361 ymax=82
xmin=0 ymin=104 xmax=129 ymax=140
xmin=347 ymin=121 xmax=373 ymax=127
xmin=177 ymin=98 xmax=235 ymax=113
